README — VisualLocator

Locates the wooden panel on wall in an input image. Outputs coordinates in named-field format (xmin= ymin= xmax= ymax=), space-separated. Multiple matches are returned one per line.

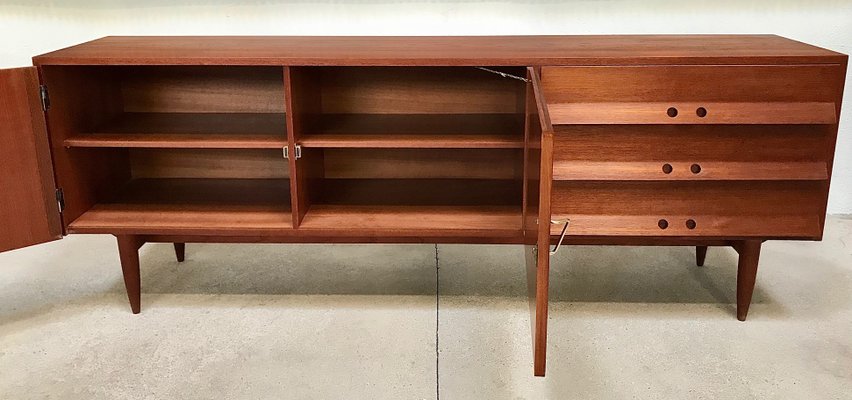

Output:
xmin=121 ymin=66 xmax=286 ymax=113
xmin=319 ymin=67 xmax=526 ymax=114
xmin=130 ymin=149 xmax=289 ymax=179
xmin=322 ymin=148 xmax=523 ymax=179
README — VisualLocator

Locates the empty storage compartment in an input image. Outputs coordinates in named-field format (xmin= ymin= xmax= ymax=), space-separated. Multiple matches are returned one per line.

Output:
xmin=40 ymin=66 xmax=293 ymax=234
xmin=295 ymin=147 xmax=524 ymax=238
xmin=290 ymin=66 xmax=527 ymax=148
xmin=67 ymin=148 xmax=292 ymax=234
xmin=44 ymin=65 xmax=288 ymax=148
xmin=288 ymin=66 xmax=527 ymax=239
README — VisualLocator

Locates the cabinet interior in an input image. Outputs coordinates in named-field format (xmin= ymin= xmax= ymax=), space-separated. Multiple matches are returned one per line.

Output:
xmin=288 ymin=67 xmax=526 ymax=234
xmin=43 ymin=65 xmax=528 ymax=237
xmin=41 ymin=65 xmax=291 ymax=232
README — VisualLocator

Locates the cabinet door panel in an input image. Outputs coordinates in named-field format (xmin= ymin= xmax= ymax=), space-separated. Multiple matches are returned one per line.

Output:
xmin=0 ymin=67 xmax=62 ymax=253
xmin=524 ymin=67 xmax=553 ymax=376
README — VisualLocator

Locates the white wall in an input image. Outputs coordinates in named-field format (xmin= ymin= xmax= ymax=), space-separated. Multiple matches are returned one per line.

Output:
xmin=2 ymin=0 xmax=851 ymax=213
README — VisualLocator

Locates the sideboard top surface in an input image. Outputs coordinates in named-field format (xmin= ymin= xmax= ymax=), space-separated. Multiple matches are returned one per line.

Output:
xmin=32 ymin=35 xmax=846 ymax=66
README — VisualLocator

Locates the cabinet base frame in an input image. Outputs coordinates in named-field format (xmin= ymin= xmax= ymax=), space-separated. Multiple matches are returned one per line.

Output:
xmin=111 ymin=233 xmax=764 ymax=377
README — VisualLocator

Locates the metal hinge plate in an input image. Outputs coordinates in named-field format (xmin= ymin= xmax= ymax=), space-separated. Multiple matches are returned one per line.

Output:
xmin=39 ymin=85 xmax=50 ymax=111
xmin=283 ymin=145 xmax=302 ymax=160
xmin=55 ymin=188 xmax=65 ymax=213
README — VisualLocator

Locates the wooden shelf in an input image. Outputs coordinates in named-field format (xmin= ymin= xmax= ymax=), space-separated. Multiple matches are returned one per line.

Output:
xmin=65 ymin=112 xmax=287 ymax=149
xmin=68 ymin=178 xmax=291 ymax=234
xmin=299 ymin=205 xmax=522 ymax=238
xmin=552 ymin=161 xmax=828 ymax=181
xmin=299 ymin=114 xmax=524 ymax=148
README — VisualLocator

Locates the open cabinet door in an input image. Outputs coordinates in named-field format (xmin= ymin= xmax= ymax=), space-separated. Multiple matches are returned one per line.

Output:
xmin=523 ymin=67 xmax=554 ymax=376
xmin=0 ymin=67 xmax=62 ymax=253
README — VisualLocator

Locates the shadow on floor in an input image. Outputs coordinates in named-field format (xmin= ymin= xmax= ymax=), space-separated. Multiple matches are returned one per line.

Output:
xmin=134 ymin=243 xmax=752 ymax=306
xmin=8 ymin=237 xmax=849 ymax=323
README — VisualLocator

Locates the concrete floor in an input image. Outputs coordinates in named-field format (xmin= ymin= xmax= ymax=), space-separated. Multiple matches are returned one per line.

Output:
xmin=1 ymin=217 xmax=851 ymax=399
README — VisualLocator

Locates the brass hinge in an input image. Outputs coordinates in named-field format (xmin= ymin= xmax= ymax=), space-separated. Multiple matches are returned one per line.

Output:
xmin=55 ymin=188 xmax=65 ymax=213
xmin=283 ymin=145 xmax=302 ymax=160
xmin=39 ymin=85 xmax=50 ymax=111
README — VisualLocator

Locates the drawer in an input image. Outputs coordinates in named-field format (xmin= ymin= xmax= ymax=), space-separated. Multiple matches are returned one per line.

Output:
xmin=549 ymin=181 xmax=825 ymax=238
xmin=550 ymin=214 xmax=821 ymax=238
xmin=541 ymin=65 xmax=841 ymax=125
xmin=549 ymin=124 xmax=831 ymax=181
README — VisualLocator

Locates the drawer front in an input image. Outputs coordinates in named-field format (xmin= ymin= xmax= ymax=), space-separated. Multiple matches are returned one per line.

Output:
xmin=541 ymin=65 xmax=841 ymax=125
xmin=550 ymin=214 xmax=821 ymax=238
xmin=550 ymin=181 xmax=825 ymax=239
xmin=550 ymin=124 xmax=832 ymax=182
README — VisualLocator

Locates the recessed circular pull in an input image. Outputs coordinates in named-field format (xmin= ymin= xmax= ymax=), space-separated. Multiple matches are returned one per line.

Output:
xmin=662 ymin=163 xmax=673 ymax=174
xmin=667 ymin=107 xmax=678 ymax=118
xmin=696 ymin=107 xmax=707 ymax=118
xmin=686 ymin=219 xmax=697 ymax=229
xmin=690 ymin=163 xmax=702 ymax=174
xmin=658 ymin=219 xmax=669 ymax=229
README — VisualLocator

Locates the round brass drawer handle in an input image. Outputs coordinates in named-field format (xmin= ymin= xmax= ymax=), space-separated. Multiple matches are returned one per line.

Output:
xmin=658 ymin=219 xmax=669 ymax=229
xmin=696 ymin=107 xmax=707 ymax=118
xmin=667 ymin=107 xmax=678 ymax=118
xmin=662 ymin=163 xmax=673 ymax=174
xmin=686 ymin=219 xmax=697 ymax=229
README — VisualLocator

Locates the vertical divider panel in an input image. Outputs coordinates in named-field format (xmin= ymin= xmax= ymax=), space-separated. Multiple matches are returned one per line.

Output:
xmin=284 ymin=66 xmax=324 ymax=227
xmin=524 ymin=67 xmax=555 ymax=377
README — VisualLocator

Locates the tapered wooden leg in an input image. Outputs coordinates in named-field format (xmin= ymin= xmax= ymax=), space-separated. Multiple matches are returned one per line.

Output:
xmin=174 ymin=243 xmax=185 ymax=262
xmin=696 ymin=246 xmax=708 ymax=266
xmin=533 ymin=247 xmax=549 ymax=377
xmin=116 ymin=235 xmax=143 ymax=314
xmin=735 ymin=240 xmax=761 ymax=321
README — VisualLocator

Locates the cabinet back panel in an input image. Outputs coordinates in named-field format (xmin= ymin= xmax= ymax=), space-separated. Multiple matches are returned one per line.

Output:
xmin=318 ymin=67 xmax=525 ymax=114
xmin=323 ymin=148 xmax=523 ymax=179
xmin=316 ymin=179 xmax=522 ymax=206
xmin=130 ymin=149 xmax=289 ymax=179
xmin=121 ymin=66 xmax=285 ymax=113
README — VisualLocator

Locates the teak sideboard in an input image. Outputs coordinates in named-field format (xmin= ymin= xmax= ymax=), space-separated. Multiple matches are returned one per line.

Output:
xmin=0 ymin=36 xmax=847 ymax=376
